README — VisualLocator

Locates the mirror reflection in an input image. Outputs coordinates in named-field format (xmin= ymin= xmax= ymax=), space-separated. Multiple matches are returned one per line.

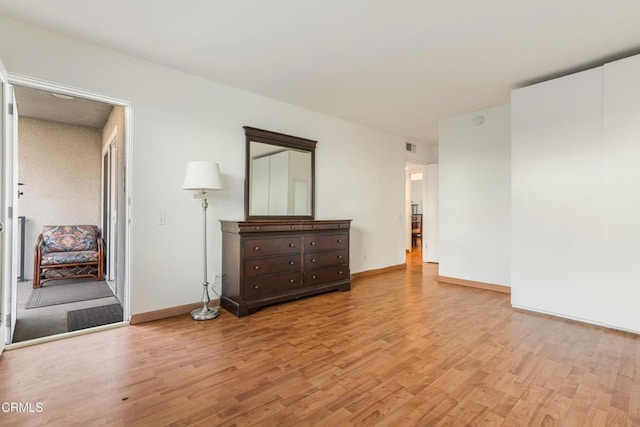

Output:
xmin=249 ymin=141 xmax=312 ymax=216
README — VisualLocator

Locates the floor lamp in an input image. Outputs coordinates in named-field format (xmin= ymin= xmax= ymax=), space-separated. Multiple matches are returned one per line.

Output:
xmin=183 ymin=161 xmax=223 ymax=320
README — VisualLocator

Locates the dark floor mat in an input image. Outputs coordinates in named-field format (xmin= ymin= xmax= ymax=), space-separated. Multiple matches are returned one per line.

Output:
xmin=67 ymin=303 xmax=123 ymax=332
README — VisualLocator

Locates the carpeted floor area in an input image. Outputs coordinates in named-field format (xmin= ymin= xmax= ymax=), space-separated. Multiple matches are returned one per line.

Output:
xmin=26 ymin=280 xmax=114 ymax=309
xmin=13 ymin=278 xmax=121 ymax=343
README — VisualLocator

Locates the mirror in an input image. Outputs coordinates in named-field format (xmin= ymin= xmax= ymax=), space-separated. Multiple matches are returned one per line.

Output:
xmin=244 ymin=126 xmax=316 ymax=219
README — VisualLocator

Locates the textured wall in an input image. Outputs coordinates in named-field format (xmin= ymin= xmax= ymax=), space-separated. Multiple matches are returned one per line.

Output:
xmin=18 ymin=117 xmax=102 ymax=279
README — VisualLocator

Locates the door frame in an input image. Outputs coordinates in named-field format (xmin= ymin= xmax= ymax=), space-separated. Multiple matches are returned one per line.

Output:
xmin=4 ymin=73 xmax=133 ymax=346
xmin=102 ymin=128 xmax=118 ymax=290
xmin=0 ymin=59 xmax=9 ymax=352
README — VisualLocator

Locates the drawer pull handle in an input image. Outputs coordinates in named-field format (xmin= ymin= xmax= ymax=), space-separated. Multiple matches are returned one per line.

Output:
xmin=289 ymin=279 xmax=295 ymax=284
xmin=254 ymin=226 xmax=260 ymax=230
xmin=253 ymin=285 xmax=259 ymax=289
xmin=337 ymin=255 xmax=343 ymax=259
xmin=338 ymin=224 xmax=342 ymax=228
xmin=253 ymin=266 xmax=260 ymax=270
xmin=312 ymin=275 xmax=317 ymax=279
xmin=289 ymin=261 xmax=295 ymax=265
xmin=339 ymin=271 xmax=343 ymax=275
xmin=312 ymin=225 xmax=317 ymax=228
xmin=290 ymin=225 xmax=295 ymax=229
xmin=289 ymin=243 xmax=295 ymax=247
xmin=311 ymin=259 xmax=317 ymax=263
xmin=310 ymin=242 xmax=316 ymax=246
xmin=337 ymin=240 xmax=342 ymax=243
xmin=253 ymin=246 xmax=260 ymax=251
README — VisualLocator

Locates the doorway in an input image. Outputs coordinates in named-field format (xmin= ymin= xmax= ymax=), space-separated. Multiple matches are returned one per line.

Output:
xmin=405 ymin=160 xmax=439 ymax=264
xmin=5 ymin=76 xmax=130 ymax=345
xmin=405 ymin=160 xmax=425 ymax=258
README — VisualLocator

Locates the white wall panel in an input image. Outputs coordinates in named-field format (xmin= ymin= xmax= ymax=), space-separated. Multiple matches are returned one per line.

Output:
xmin=511 ymin=68 xmax=605 ymax=322
xmin=601 ymin=55 xmax=640 ymax=331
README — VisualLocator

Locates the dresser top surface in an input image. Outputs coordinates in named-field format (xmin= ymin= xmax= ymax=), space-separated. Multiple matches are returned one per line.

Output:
xmin=220 ymin=219 xmax=352 ymax=233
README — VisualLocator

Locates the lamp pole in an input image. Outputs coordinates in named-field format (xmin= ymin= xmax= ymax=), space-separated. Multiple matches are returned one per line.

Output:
xmin=190 ymin=191 xmax=220 ymax=320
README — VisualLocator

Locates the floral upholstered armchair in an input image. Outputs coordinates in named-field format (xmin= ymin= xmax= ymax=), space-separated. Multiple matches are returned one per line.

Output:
xmin=33 ymin=225 xmax=104 ymax=288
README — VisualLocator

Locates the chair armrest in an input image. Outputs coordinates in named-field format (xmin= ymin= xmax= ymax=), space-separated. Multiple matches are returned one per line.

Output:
xmin=35 ymin=234 xmax=44 ymax=253
xmin=97 ymin=235 xmax=104 ymax=256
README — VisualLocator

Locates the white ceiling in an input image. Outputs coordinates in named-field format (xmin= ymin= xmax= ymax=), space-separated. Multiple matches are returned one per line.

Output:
xmin=13 ymin=85 xmax=113 ymax=129
xmin=1 ymin=1 xmax=639 ymax=144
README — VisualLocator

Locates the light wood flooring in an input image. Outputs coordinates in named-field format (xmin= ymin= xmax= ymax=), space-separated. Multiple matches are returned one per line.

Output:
xmin=1 ymin=252 xmax=640 ymax=426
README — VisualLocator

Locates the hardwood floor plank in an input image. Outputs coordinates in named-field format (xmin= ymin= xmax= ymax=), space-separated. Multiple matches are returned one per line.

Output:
xmin=2 ymin=251 xmax=640 ymax=425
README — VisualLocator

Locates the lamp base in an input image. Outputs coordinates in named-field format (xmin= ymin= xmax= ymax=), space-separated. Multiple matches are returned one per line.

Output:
xmin=191 ymin=306 xmax=220 ymax=321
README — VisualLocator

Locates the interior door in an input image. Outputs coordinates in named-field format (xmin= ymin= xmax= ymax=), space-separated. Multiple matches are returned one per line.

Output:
xmin=108 ymin=141 xmax=117 ymax=284
xmin=102 ymin=148 xmax=110 ymax=282
xmin=1 ymin=58 xmax=18 ymax=347
xmin=0 ymin=58 xmax=7 ymax=353
xmin=102 ymin=137 xmax=118 ymax=289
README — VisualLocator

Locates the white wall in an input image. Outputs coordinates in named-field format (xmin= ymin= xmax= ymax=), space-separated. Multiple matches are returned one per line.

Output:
xmin=512 ymin=55 xmax=640 ymax=332
xmin=438 ymin=104 xmax=511 ymax=285
xmin=425 ymin=164 xmax=438 ymax=263
xmin=0 ymin=15 xmax=430 ymax=315
xmin=18 ymin=118 xmax=102 ymax=278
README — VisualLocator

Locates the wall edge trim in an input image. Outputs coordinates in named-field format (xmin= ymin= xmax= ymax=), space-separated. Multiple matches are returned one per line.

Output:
xmin=351 ymin=263 xmax=406 ymax=280
xmin=437 ymin=275 xmax=511 ymax=294
xmin=130 ymin=302 xmax=211 ymax=325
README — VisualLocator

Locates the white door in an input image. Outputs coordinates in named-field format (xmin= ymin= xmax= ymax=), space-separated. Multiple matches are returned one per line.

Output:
xmin=102 ymin=136 xmax=118 ymax=288
xmin=108 ymin=140 xmax=117 ymax=283
xmin=1 ymin=58 xmax=18 ymax=347
xmin=0 ymin=58 xmax=7 ymax=353
xmin=424 ymin=164 xmax=439 ymax=263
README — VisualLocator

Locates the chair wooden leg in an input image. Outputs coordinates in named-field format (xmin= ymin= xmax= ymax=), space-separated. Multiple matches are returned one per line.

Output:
xmin=33 ymin=268 xmax=41 ymax=288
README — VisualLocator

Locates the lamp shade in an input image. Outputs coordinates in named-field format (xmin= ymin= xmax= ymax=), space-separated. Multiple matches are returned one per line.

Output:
xmin=183 ymin=161 xmax=223 ymax=190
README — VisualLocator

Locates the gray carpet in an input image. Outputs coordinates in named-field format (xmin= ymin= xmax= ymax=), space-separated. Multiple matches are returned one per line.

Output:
xmin=25 ymin=280 xmax=114 ymax=309
xmin=67 ymin=303 xmax=123 ymax=331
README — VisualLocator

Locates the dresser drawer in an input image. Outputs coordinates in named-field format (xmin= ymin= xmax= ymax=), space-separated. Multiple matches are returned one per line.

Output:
xmin=245 ymin=255 xmax=301 ymax=277
xmin=303 ymin=266 xmax=349 ymax=287
xmin=305 ymin=234 xmax=348 ymax=252
xmin=244 ymin=272 xmax=302 ymax=299
xmin=305 ymin=249 xmax=348 ymax=268
xmin=244 ymin=237 xmax=302 ymax=258
xmin=238 ymin=223 xmax=302 ymax=233
xmin=303 ymin=222 xmax=350 ymax=231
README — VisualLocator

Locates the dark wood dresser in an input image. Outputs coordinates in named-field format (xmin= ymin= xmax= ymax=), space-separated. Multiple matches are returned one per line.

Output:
xmin=220 ymin=219 xmax=351 ymax=316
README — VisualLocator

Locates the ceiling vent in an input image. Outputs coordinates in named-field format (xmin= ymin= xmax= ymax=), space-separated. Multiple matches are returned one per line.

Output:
xmin=405 ymin=142 xmax=416 ymax=153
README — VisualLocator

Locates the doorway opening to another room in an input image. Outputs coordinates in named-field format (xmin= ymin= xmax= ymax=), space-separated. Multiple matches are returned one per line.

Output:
xmin=406 ymin=161 xmax=425 ymax=258
xmin=405 ymin=159 xmax=439 ymax=265
xmin=7 ymin=77 xmax=130 ymax=345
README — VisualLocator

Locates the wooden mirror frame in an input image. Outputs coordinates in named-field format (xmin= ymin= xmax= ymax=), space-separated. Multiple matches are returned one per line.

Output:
xmin=244 ymin=126 xmax=317 ymax=220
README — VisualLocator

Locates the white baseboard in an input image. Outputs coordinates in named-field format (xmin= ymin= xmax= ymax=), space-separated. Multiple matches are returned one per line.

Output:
xmin=511 ymin=304 xmax=640 ymax=336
